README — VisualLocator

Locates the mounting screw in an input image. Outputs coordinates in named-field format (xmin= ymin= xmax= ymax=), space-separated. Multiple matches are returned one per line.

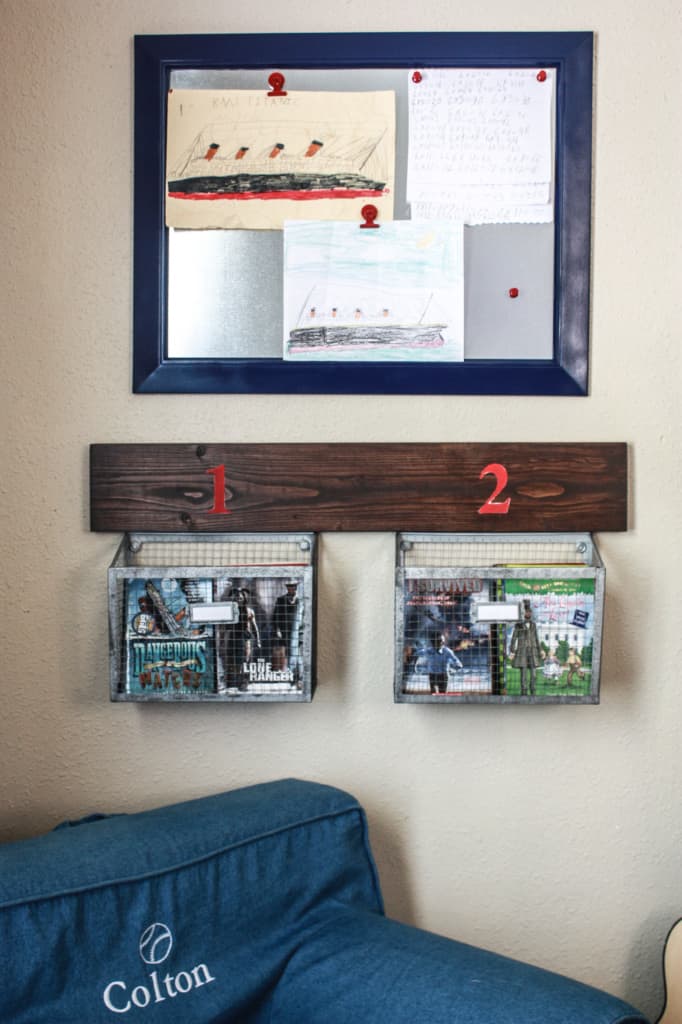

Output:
xmin=299 ymin=539 xmax=311 ymax=552
xmin=400 ymin=540 xmax=413 ymax=551
xmin=128 ymin=539 xmax=142 ymax=554
xmin=576 ymin=542 xmax=588 ymax=555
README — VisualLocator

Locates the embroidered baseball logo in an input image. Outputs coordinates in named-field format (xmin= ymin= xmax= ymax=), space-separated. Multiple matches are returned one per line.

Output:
xmin=139 ymin=922 xmax=173 ymax=965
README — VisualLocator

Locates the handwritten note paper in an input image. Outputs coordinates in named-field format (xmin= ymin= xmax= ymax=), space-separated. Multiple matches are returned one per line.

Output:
xmin=407 ymin=69 xmax=555 ymax=224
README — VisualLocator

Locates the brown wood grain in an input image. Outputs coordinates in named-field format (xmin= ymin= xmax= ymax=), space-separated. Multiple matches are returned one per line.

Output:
xmin=89 ymin=442 xmax=628 ymax=533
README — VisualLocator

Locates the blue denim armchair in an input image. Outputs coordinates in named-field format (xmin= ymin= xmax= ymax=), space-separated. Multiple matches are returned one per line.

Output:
xmin=0 ymin=779 xmax=649 ymax=1023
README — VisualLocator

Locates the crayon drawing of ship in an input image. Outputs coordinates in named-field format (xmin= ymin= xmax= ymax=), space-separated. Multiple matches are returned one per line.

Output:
xmin=168 ymin=120 xmax=389 ymax=202
xmin=287 ymin=288 xmax=448 ymax=354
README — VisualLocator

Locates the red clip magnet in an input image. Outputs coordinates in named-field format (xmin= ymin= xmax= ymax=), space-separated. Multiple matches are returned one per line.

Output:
xmin=267 ymin=72 xmax=287 ymax=96
xmin=360 ymin=204 xmax=380 ymax=229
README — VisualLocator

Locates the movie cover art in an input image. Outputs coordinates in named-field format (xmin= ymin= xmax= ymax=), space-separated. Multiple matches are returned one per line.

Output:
xmin=213 ymin=576 xmax=306 ymax=694
xmin=502 ymin=578 xmax=596 ymax=697
xmin=124 ymin=578 xmax=217 ymax=695
xmin=401 ymin=577 xmax=496 ymax=695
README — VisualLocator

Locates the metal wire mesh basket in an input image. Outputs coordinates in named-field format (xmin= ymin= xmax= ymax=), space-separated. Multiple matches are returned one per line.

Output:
xmin=108 ymin=533 xmax=316 ymax=702
xmin=395 ymin=533 xmax=604 ymax=704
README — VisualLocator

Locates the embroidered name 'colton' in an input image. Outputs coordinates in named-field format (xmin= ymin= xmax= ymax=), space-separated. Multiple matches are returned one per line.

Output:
xmin=102 ymin=923 xmax=216 ymax=1014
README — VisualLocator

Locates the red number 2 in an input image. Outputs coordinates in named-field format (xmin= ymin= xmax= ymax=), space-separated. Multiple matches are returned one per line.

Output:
xmin=478 ymin=462 xmax=511 ymax=515
xmin=206 ymin=464 xmax=232 ymax=515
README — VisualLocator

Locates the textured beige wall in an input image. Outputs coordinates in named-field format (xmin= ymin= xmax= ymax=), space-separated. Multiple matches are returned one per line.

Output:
xmin=1 ymin=1 xmax=680 ymax=1018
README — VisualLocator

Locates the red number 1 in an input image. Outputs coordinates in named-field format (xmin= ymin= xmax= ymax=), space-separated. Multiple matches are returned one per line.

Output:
xmin=478 ymin=462 xmax=511 ymax=515
xmin=206 ymin=464 xmax=232 ymax=515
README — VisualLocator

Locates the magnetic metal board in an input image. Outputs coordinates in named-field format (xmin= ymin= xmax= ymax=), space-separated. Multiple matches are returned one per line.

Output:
xmin=133 ymin=32 xmax=593 ymax=394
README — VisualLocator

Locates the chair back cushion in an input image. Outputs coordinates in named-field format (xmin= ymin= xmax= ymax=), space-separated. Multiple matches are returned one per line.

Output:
xmin=0 ymin=779 xmax=383 ymax=1023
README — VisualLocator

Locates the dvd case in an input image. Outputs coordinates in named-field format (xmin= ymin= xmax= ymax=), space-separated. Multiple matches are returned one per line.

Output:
xmin=502 ymin=578 xmax=596 ymax=698
xmin=124 ymin=577 xmax=217 ymax=694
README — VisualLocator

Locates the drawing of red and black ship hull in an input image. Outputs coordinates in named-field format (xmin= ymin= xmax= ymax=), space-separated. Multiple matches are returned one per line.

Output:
xmin=168 ymin=171 xmax=387 ymax=202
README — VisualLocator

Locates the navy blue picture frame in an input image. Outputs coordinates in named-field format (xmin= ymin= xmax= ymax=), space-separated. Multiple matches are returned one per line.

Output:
xmin=133 ymin=32 xmax=593 ymax=395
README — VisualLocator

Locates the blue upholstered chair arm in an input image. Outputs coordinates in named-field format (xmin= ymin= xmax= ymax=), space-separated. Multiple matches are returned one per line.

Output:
xmin=272 ymin=905 xmax=649 ymax=1024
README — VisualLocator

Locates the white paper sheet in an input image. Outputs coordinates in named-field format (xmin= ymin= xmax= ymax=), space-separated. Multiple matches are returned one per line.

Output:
xmin=283 ymin=220 xmax=464 ymax=362
xmin=407 ymin=68 xmax=555 ymax=224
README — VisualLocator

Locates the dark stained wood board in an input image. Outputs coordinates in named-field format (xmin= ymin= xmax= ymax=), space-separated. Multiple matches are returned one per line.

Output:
xmin=90 ymin=443 xmax=628 ymax=534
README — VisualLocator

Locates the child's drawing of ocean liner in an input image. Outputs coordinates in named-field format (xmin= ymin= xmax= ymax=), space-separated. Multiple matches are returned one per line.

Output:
xmin=167 ymin=120 xmax=389 ymax=201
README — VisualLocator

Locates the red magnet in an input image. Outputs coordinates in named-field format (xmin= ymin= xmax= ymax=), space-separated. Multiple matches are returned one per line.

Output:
xmin=536 ymin=69 xmax=547 ymax=82
xmin=508 ymin=287 xmax=520 ymax=299
xmin=267 ymin=72 xmax=287 ymax=96
xmin=269 ymin=143 xmax=285 ymax=159
xmin=360 ymin=204 xmax=380 ymax=229
xmin=412 ymin=71 xmax=423 ymax=83
xmin=235 ymin=146 xmax=249 ymax=160
xmin=204 ymin=143 xmax=220 ymax=161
